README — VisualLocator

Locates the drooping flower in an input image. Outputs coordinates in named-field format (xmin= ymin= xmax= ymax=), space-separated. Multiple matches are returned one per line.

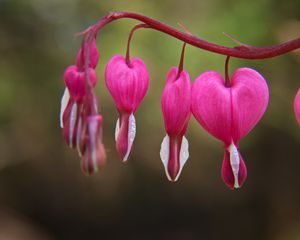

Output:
xmin=191 ymin=68 xmax=269 ymax=189
xmin=78 ymin=114 xmax=106 ymax=175
xmin=60 ymin=65 xmax=98 ymax=148
xmin=294 ymin=89 xmax=300 ymax=125
xmin=105 ymin=55 xmax=149 ymax=162
xmin=160 ymin=67 xmax=191 ymax=182
xmin=60 ymin=37 xmax=99 ymax=148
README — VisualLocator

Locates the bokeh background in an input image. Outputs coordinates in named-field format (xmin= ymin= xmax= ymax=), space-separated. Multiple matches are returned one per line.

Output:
xmin=1 ymin=0 xmax=300 ymax=239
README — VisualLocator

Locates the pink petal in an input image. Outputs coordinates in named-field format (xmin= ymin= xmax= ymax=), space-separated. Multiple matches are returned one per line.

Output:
xmin=105 ymin=55 xmax=149 ymax=113
xmin=191 ymin=71 xmax=232 ymax=144
xmin=76 ymin=38 xmax=99 ymax=69
xmin=230 ymin=68 xmax=269 ymax=141
xmin=64 ymin=65 xmax=97 ymax=102
xmin=161 ymin=67 xmax=191 ymax=135
xmin=221 ymin=146 xmax=247 ymax=189
xmin=191 ymin=68 xmax=269 ymax=145
xmin=294 ymin=89 xmax=300 ymax=125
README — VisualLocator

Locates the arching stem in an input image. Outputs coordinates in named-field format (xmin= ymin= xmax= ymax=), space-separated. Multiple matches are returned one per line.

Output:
xmin=88 ymin=11 xmax=300 ymax=59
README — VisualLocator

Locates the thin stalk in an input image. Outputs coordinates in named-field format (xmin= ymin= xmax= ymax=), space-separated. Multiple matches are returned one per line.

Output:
xmin=176 ymin=43 xmax=187 ymax=79
xmin=125 ymin=24 xmax=149 ymax=67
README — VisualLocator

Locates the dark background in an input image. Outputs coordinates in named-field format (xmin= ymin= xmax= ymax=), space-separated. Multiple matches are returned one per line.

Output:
xmin=0 ymin=0 xmax=300 ymax=239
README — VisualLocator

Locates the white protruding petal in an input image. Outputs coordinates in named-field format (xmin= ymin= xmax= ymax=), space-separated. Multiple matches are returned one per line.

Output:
xmin=76 ymin=117 xmax=82 ymax=157
xmin=69 ymin=103 xmax=77 ymax=148
xmin=159 ymin=135 xmax=189 ymax=182
xmin=123 ymin=114 xmax=136 ymax=162
xmin=176 ymin=135 xmax=189 ymax=181
xmin=60 ymin=88 xmax=70 ymax=128
xmin=228 ymin=142 xmax=240 ymax=188
xmin=115 ymin=118 xmax=120 ymax=142
xmin=89 ymin=119 xmax=98 ymax=172
xmin=160 ymin=135 xmax=171 ymax=181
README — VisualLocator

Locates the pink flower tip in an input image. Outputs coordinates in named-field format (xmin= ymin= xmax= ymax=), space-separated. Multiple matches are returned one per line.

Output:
xmin=221 ymin=143 xmax=247 ymax=189
xmin=294 ymin=89 xmax=300 ymax=125
xmin=80 ymin=115 xmax=106 ymax=176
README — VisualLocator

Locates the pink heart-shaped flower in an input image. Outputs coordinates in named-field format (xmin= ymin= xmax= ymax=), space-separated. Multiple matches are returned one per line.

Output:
xmin=191 ymin=67 xmax=269 ymax=189
xmin=192 ymin=68 xmax=269 ymax=145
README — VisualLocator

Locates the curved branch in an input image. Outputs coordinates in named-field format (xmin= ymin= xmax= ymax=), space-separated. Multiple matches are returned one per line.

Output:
xmin=86 ymin=11 xmax=300 ymax=60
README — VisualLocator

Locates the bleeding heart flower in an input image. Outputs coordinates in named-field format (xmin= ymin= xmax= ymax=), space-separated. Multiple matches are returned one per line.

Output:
xmin=160 ymin=67 xmax=191 ymax=182
xmin=105 ymin=55 xmax=149 ymax=162
xmin=294 ymin=89 xmax=300 ymax=125
xmin=191 ymin=68 xmax=269 ymax=189
xmin=60 ymin=37 xmax=99 ymax=135
xmin=60 ymin=65 xmax=98 ymax=148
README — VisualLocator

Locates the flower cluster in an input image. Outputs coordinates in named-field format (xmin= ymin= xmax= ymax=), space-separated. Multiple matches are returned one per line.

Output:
xmin=60 ymin=37 xmax=106 ymax=175
xmin=61 ymin=34 xmax=300 ymax=189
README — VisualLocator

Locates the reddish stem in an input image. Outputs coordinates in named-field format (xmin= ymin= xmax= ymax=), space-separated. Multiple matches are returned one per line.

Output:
xmin=83 ymin=32 xmax=98 ymax=116
xmin=125 ymin=24 xmax=149 ymax=67
xmin=88 ymin=11 xmax=300 ymax=59
xmin=225 ymin=56 xmax=231 ymax=87
xmin=176 ymin=43 xmax=187 ymax=79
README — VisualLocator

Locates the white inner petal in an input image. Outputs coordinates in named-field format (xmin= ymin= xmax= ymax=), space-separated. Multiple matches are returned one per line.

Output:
xmin=159 ymin=135 xmax=189 ymax=182
xmin=60 ymin=88 xmax=70 ymax=128
xmin=76 ymin=117 xmax=82 ymax=157
xmin=115 ymin=118 xmax=120 ymax=142
xmin=69 ymin=103 xmax=77 ymax=148
xmin=123 ymin=114 xmax=136 ymax=162
xmin=160 ymin=134 xmax=171 ymax=181
xmin=228 ymin=142 xmax=240 ymax=188
xmin=176 ymin=135 xmax=189 ymax=181
xmin=89 ymin=119 xmax=98 ymax=172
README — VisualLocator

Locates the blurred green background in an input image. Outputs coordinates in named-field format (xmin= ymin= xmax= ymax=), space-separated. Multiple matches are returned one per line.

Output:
xmin=0 ymin=0 xmax=300 ymax=239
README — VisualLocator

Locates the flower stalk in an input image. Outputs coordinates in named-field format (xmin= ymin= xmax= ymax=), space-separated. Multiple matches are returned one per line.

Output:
xmin=87 ymin=11 xmax=300 ymax=59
